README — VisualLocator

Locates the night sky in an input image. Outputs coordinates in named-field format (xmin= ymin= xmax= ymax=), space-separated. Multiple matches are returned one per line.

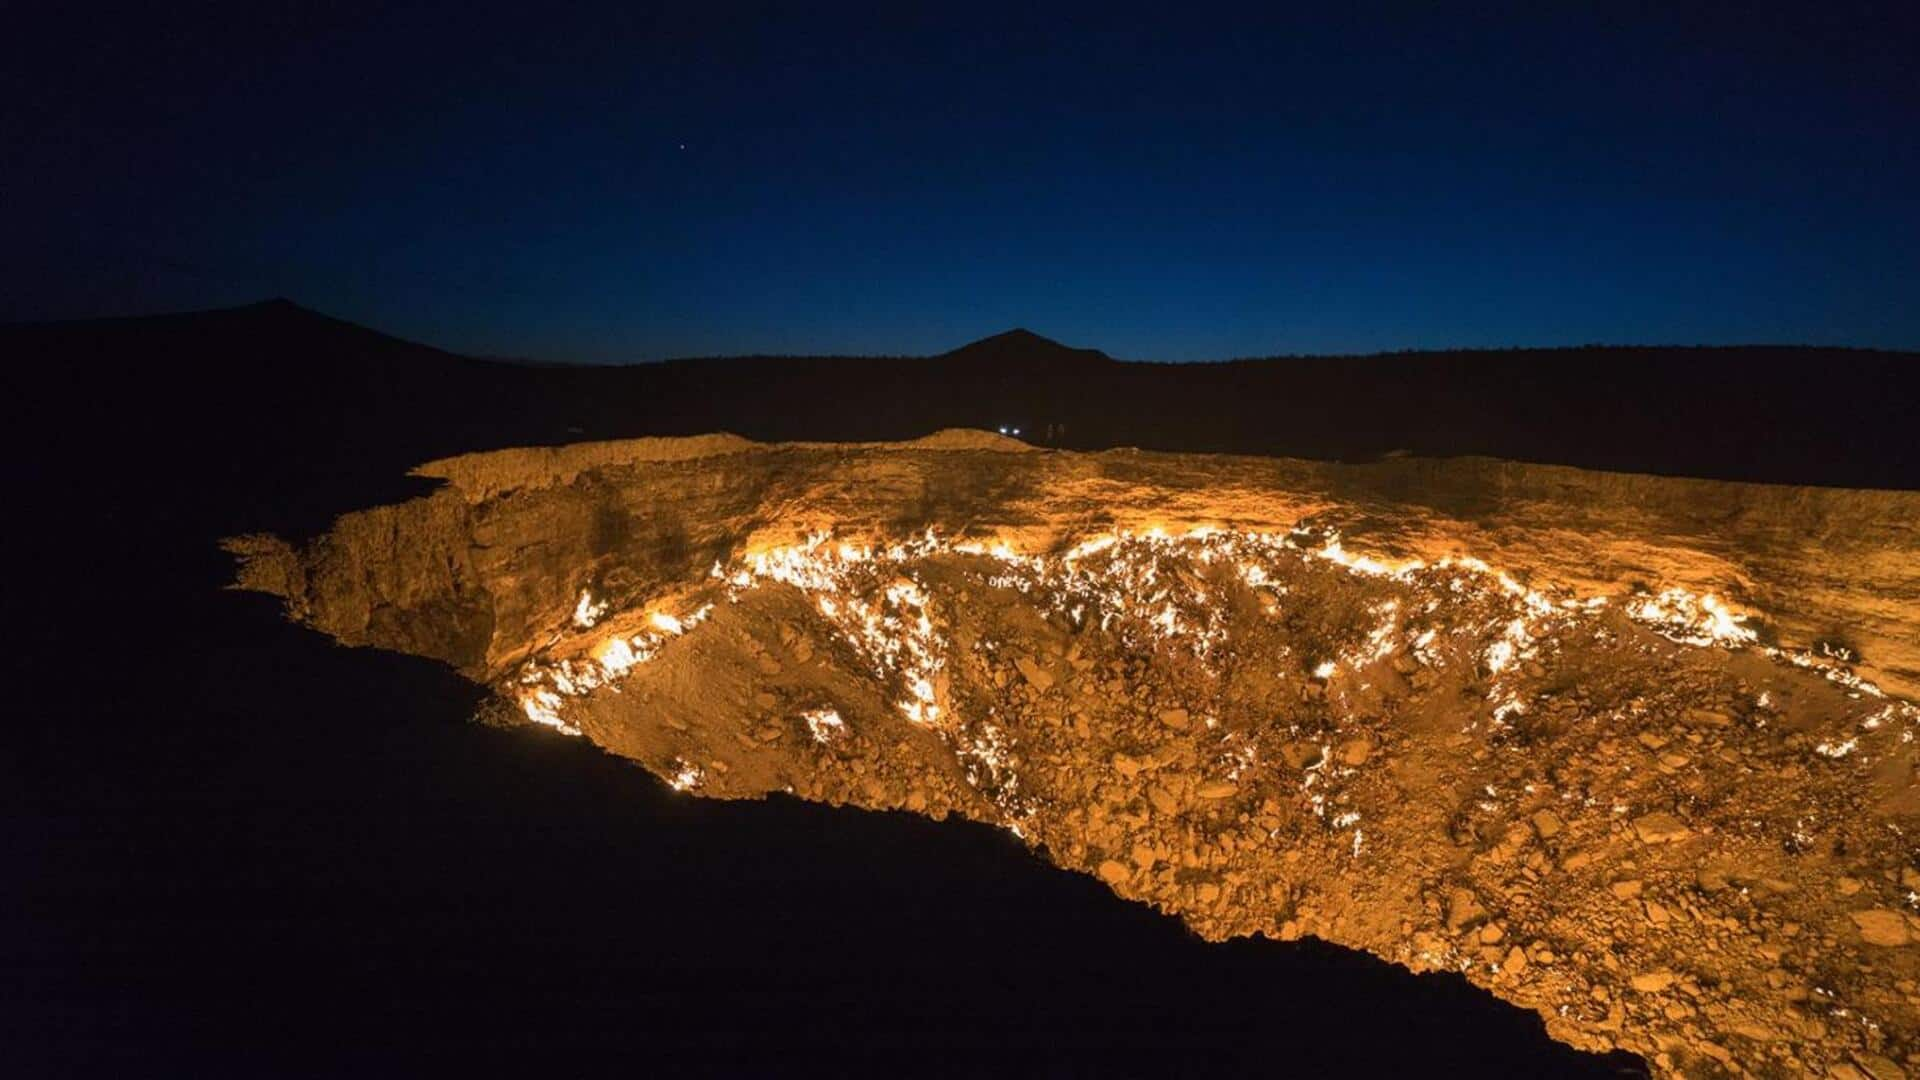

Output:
xmin=7 ymin=3 xmax=1917 ymax=361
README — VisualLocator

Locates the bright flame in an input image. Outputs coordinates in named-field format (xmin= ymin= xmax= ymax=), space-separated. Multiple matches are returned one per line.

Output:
xmin=802 ymin=707 xmax=846 ymax=744
xmin=1628 ymin=588 xmax=1757 ymax=647
xmin=668 ymin=760 xmax=703 ymax=791
xmin=507 ymin=525 xmax=1917 ymax=824
xmin=573 ymin=590 xmax=608 ymax=628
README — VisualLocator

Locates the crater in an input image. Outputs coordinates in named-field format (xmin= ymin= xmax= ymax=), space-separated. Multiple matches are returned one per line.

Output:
xmin=228 ymin=431 xmax=1920 ymax=1076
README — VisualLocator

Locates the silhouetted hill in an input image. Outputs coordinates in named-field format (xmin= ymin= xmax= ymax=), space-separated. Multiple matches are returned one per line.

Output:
xmin=939 ymin=327 xmax=1114 ymax=370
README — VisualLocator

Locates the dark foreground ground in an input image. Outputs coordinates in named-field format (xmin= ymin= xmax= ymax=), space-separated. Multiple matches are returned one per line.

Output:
xmin=12 ymin=301 xmax=1912 ymax=1075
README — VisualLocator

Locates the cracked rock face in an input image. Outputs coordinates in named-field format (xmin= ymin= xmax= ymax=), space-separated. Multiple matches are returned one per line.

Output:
xmin=229 ymin=431 xmax=1920 ymax=1078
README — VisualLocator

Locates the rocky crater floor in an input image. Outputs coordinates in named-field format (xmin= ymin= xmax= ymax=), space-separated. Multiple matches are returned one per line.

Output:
xmin=228 ymin=431 xmax=1920 ymax=1078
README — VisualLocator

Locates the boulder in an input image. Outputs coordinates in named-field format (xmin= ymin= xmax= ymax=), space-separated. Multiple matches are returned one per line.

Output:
xmin=1016 ymin=655 xmax=1055 ymax=691
xmin=1632 ymin=811 xmax=1691 ymax=844
xmin=1851 ymin=909 xmax=1912 ymax=947
xmin=1530 ymin=809 xmax=1563 ymax=839
xmin=1630 ymin=970 xmax=1676 ymax=993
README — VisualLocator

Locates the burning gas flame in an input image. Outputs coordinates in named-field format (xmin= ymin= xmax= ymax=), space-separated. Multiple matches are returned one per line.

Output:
xmin=508 ymin=525 xmax=1906 ymax=771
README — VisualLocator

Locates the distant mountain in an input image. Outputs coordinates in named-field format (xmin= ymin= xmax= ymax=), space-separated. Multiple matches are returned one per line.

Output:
xmin=937 ymin=328 xmax=1113 ymax=369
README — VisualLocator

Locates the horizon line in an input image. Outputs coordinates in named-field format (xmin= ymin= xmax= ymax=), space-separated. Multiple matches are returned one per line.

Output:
xmin=9 ymin=296 xmax=1917 ymax=367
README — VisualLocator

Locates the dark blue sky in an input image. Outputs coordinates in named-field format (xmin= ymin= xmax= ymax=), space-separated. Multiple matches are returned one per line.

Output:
xmin=7 ymin=3 xmax=1917 ymax=361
